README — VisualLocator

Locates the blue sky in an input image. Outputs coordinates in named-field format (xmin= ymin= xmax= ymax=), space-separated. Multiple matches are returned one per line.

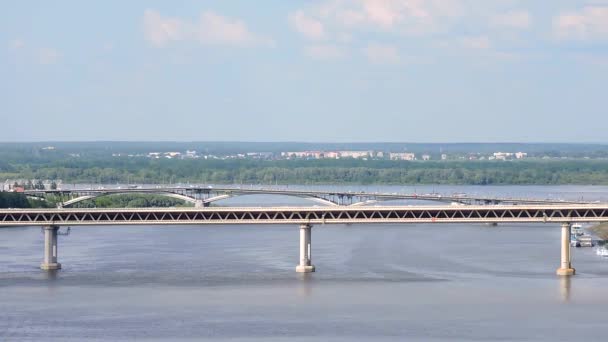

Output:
xmin=2 ymin=0 xmax=608 ymax=142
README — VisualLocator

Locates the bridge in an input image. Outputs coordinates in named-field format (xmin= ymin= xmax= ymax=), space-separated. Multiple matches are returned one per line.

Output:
xmin=3 ymin=204 xmax=607 ymax=276
xmin=24 ymin=186 xmax=594 ymax=208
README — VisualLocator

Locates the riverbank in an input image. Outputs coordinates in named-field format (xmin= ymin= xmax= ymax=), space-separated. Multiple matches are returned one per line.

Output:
xmin=589 ymin=223 xmax=608 ymax=240
xmin=4 ymin=158 xmax=608 ymax=186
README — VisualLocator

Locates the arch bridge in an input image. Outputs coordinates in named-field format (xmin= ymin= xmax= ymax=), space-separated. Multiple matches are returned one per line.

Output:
xmin=23 ymin=186 xmax=592 ymax=208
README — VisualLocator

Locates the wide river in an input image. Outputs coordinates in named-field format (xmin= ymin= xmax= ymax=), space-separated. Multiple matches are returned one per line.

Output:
xmin=2 ymin=185 xmax=608 ymax=341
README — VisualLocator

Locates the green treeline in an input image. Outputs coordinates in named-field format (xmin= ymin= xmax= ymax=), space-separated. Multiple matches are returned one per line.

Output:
xmin=0 ymin=192 xmax=31 ymax=208
xmin=3 ymin=158 xmax=608 ymax=185
xmin=0 ymin=192 xmax=53 ymax=208
xmin=71 ymin=194 xmax=190 ymax=208
xmin=0 ymin=192 xmax=190 ymax=208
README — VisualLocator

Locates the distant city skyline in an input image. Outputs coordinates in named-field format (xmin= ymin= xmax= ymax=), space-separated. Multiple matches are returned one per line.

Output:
xmin=2 ymin=1 xmax=608 ymax=143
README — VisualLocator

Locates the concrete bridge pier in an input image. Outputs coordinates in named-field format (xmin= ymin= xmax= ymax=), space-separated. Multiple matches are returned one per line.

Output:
xmin=556 ymin=223 xmax=575 ymax=276
xmin=194 ymin=200 xmax=204 ymax=208
xmin=40 ymin=226 xmax=61 ymax=270
xmin=296 ymin=224 xmax=315 ymax=273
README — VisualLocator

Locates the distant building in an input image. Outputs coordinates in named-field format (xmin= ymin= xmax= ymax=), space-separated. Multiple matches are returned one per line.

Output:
xmin=246 ymin=152 xmax=273 ymax=159
xmin=338 ymin=151 xmax=372 ymax=159
xmin=324 ymin=151 xmax=340 ymax=159
xmin=492 ymin=152 xmax=527 ymax=160
xmin=185 ymin=150 xmax=198 ymax=158
xmin=493 ymin=152 xmax=513 ymax=161
xmin=281 ymin=151 xmax=323 ymax=159
xmin=441 ymin=154 xmax=447 ymax=160
xmin=390 ymin=152 xmax=416 ymax=161
xmin=421 ymin=154 xmax=431 ymax=161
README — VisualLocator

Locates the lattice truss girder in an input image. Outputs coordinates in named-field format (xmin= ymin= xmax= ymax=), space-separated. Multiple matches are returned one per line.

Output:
xmin=1 ymin=206 xmax=608 ymax=226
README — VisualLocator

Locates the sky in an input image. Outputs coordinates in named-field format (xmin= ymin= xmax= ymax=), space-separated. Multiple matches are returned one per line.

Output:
xmin=1 ymin=0 xmax=608 ymax=143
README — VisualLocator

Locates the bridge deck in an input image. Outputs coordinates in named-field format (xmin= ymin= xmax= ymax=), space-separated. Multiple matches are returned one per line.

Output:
xmin=2 ymin=205 xmax=608 ymax=226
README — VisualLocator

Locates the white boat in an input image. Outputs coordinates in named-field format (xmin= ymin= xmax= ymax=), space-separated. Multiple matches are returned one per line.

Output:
xmin=571 ymin=223 xmax=584 ymax=237
xmin=570 ymin=224 xmax=595 ymax=247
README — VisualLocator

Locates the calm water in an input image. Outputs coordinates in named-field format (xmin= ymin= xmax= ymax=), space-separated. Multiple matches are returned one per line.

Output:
xmin=2 ymin=185 xmax=608 ymax=341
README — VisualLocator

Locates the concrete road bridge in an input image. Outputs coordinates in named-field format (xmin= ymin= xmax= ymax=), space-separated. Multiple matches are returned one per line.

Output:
xmin=3 ymin=204 xmax=608 ymax=276
xmin=24 ymin=186 xmax=594 ymax=208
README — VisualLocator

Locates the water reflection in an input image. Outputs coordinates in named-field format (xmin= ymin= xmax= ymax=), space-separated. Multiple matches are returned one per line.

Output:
xmin=43 ymin=269 xmax=59 ymax=281
xmin=296 ymin=272 xmax=314 ymax=297
xmin=559 ymin=275 xmax=571 ymax=303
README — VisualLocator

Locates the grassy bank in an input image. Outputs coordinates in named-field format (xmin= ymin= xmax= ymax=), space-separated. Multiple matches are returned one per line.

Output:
xmin=589 ymin=223 xmax=608 ymax=240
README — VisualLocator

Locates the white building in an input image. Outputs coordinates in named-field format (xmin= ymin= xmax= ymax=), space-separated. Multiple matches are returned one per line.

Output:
xmin=390 ymin=152 xmax=416 ymax=161
xmin=338 ymin=151 xmax=372 ymax=159
xmin=281 ymin=151 xmax=323 ymax=159
xmin=493 ymin=152 xmax=513 ymax=161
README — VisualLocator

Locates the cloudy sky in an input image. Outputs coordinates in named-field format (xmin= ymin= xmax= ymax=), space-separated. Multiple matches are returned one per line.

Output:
xmin=2 ymin=0 xmax=608 ymax=142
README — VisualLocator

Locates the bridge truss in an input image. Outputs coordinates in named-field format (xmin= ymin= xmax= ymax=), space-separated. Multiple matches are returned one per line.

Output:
xmin=2 ymin=205 xmax=608 ymax=226
xmin=3 ymin=205 xmax=605 ymax=276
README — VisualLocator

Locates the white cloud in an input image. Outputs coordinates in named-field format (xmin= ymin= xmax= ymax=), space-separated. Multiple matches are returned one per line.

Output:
xmin=143 ymin=9 xmax=274 ymax=48
xmin=315 ymin=0 xmax=463 ymax=34
xmin=101 ymin=42 xmax=114 ymax=52
xmin=490 ymin=10 xmax=531 ymax=30
xmin=8 ymin=38 xmax=61 ymax=65
xmin=460 ymin=36 xmax=491 ymax=49
xmin=38 ymin=48 xmax=60 ymax=64
xmin=198 ymin=11 xmax=274 ymax=47
xmin=8 ymin=38 xmax=25 ymax=50
xmin=143 ymin=9 xmax=185 ymax=47
xmin=305 ymin=44 xmax=343 ymax=60
xmin=290 ymin=1 xmax=546 ymax=62
xmin=553 ymin=6 xmax=608 ymax=40
xmin=290 ymin=10 xmax=326 ymax=40
xmin=363 ymin=43 xmax=400 ymax=64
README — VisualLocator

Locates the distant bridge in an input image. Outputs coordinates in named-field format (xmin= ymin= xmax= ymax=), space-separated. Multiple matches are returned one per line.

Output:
xmin=23 ymin=187 xmax=594 ymax=208
xmin=2 ymin=204 xmax=607 ymax=276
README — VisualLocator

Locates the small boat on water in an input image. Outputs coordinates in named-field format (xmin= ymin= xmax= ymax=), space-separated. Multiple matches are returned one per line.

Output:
xmin=570 ymin=224 xmax=594 ymax=247
xmin=571 ymin=223 xmax=584 ymax=237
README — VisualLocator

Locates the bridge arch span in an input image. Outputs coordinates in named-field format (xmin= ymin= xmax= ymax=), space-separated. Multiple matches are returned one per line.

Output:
xmin=349 ymin=198 xmax=465 ymax=207
xmin=203 ymin=193 xmax=340 ymax=206
xmin=61 ymin=192 xmax=199 ymax=208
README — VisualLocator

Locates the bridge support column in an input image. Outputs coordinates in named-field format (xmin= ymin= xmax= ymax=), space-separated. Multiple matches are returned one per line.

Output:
xmin=556 ymin=223 xmax=575 ymax=276
xmin=40 ymin=226 xmax=61 ymax=270
xmin=296 ymin=224 xmax=315 ymax=273
xmin=194 ymin=200 xmax=204 ymax=208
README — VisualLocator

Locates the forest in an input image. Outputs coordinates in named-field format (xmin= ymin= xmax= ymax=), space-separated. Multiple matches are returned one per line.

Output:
xmin=2 ymin=156 xmax=608 ymax=185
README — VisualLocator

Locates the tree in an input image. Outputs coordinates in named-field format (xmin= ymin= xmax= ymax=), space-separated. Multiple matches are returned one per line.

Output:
xmin=35 ymin=180 xmax=45 ymax=190
xmin=50 ymin=181 xmax=57 ymax=190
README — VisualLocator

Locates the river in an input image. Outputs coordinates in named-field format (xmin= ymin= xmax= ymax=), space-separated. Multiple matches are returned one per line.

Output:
xmin=2 ymin=185 xmax=608 ymax=341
